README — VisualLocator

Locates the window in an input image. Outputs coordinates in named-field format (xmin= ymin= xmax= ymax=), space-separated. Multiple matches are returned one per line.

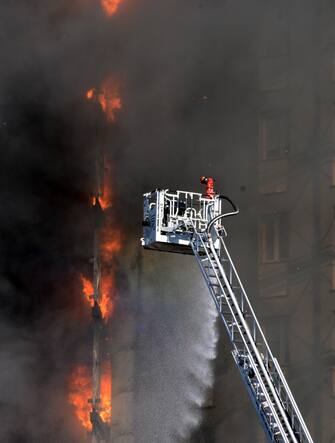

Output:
xmin=260 ymin=112 xmax=289 ymax=160
xmin=263 ymin=316 xmax=290 ymax=364
xmin=259 ymin=214 xmax=288 ymax=262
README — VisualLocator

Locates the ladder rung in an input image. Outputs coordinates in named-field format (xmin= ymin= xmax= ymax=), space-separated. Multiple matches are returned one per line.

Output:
xmin=221 ymin=312 xmax=233 ymax=317
xmin=193 ymin=237 xmax=311 ymax=443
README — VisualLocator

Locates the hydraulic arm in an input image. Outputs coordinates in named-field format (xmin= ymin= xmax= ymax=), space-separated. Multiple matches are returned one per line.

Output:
xmin=141 ymin=179 xmax=314 ymax=443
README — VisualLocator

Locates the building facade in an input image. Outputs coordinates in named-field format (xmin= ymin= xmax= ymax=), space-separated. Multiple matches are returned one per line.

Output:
xmin=194 ymin=1 xmax=335 ymax=441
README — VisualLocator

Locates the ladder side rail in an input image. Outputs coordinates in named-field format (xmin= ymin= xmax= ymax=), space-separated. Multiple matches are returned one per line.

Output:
xmin=216 ymin=233 xmax=286 ymax=378
xmin=193 ymin=234 xmax=290 ymax=442
xmin=192 ymin=244 xmax=239 ymax=354
xmin=218 ymin=240 xmax=277 ymax=374
xmin=217 ymin=230 xmax=276 ymax=360
xmin=216 ymin=229 xmax=313 ymax=443
xmin=232 ymin=352 xmax=276 ymax=443
xmin=192 ymin=232 xmax=246 ymax=356
xmin=208 ymin=238 xmax=299 ymax=443
xmin=246 ymin=351 xmax=290 ymax=442
xmin=192 ymin=230 xmax=292 ymax=442
xmin=273 ymin=358 xmax=314 ymax=443
xmin=193 ymin=225 xmax=269 ymax=363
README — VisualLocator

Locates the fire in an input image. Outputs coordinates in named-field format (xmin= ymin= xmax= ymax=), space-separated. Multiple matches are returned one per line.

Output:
xmin=98 ymin=79 xmax=122 ymax=122
xmin=80 ymin=272 xmax=116 ymax=321
xmin=90 ymin=157 xmax=114 ymax=211
xmin=92 ymin=192 xmax=111 ymax=211
xmin=86 ymin=88 xmax=95 ymax=100
xmin=101 ymin=0 xmax=123 ymax=17
xmin=100 ymin=361 xmax=112 ymax=423
xmin=68 ymin=363 xmax=112 ymax=431
xmin=86 ymin=78 xmax=122 ymax=123
xmin=68 ymin=365 xmax=92 ymax=431
xmin=80 ymin=274 xmax=94 ymax=306
xmin=98 ymin=183 xmax=113 ymax=210
xmin=100 ymin=274 xmax=115 ymax=320
xmin=73 ymin=153 xmax=120 ymax=430
xmin=100 ymin=156 xmax=114 ymax=209
xmin=101 ymin=227 xmax=122 ymax=262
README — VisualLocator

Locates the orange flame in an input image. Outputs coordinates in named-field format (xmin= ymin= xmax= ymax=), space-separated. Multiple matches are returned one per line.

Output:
xmin=100 ymin=274 xmax=115 ymax=320
xmin=86 ymin=88 xmax=95 ymax=100
xmin=99 ymin=156 xmax=113 ymax=209
xmin=80 ymin=271 xmax=116 ymax=321
xmin=86 ymin=78 xmax=122 ymax=123
xmin=98 ymin=79 xmax=122 ymax=122
xmin=101 ymin=0 xmax=123 ymax=17
xmin=91 ymin=193 xmax=111 ymax=211
xmin=68 ymin=365 xmax=92 ymax=431
xmin=80 ymin=274 xmax=94 ymax=306
xmin=98 ymin=184 xmax=113 ymax=210
xmin=100 ymin=362 xmax=112 ymax=423
xmin=91 ymin=195 xmax=97 ymax=206
xmin=68 ymin=363 xmax=112 ymax=431
xmin=90 ymin=157 xmax=114 ymax=211
xmin=101 ymin=228 xmax=122 ymax=262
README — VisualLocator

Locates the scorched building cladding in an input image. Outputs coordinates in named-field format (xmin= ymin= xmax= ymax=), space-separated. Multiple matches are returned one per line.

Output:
xmin=194 ymin=1 xmax=335 ymax=442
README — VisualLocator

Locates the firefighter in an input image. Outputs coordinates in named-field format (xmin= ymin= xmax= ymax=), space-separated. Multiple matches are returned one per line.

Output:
xmin=200 ymin=176 xmax=215 ymax=199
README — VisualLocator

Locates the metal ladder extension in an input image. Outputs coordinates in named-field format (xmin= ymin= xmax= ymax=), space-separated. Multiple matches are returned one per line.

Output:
xmin=190 ymin=223 xmax=314 ymax=443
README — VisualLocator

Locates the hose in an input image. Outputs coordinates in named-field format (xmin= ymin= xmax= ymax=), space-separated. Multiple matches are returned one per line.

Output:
xmin=206 ymin=195 xmax=239 ymax=236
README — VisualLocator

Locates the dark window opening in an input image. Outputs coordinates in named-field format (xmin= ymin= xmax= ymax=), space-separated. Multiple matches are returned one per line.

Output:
xmin=260 ymin=112 xmax=289 ymax=160
xmin=259 ymin=213 xmax=288 ymax=262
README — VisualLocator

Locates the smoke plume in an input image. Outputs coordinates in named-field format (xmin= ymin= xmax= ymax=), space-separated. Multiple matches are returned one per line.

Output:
xmin=0 ymin=0 xmax=265 ymax=442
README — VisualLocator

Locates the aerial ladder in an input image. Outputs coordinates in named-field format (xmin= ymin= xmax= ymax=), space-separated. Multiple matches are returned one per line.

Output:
xmin=141 ymin=178 xmax=314 ymax=443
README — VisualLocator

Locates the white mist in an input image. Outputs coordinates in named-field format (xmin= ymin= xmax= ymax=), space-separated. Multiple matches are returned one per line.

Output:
xmin=134 ymin=252 xmax=218 ymax=442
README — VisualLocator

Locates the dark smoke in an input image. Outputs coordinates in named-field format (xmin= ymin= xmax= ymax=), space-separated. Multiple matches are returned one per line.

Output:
xmin=0 ymin=1 xmax=307 ymax=442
